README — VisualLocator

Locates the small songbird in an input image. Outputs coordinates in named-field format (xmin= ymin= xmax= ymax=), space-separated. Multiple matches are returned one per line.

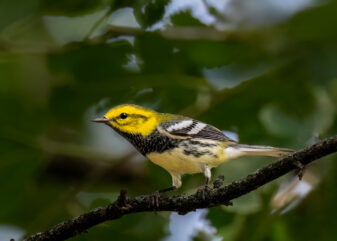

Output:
xmin=93 ymin=104 xmax=293 ymax=191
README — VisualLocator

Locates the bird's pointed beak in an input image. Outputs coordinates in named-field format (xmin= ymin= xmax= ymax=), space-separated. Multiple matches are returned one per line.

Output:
xmin=92 ymin=117 xmax=110 ymax=123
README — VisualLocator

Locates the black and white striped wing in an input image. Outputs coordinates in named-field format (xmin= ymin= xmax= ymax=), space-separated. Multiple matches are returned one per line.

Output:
xmin=159 ymin=119 xmax=234 ymax=142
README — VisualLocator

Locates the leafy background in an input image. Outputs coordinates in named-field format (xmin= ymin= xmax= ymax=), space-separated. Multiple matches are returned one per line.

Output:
xmin=0 ymin=0 xmax=337 ymax=240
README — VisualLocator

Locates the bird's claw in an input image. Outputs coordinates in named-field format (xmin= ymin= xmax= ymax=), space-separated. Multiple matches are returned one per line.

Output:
xmin=213 ymin=175 xmax=224 ymax=188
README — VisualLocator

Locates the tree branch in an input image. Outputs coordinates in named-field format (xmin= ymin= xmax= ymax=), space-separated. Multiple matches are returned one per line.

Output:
xmin=25 ymin=135 xmax=337 ymax=241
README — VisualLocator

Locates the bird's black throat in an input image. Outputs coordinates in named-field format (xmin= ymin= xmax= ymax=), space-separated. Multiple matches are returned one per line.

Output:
xmin=112 ymin=128 xmax=179 ymax=156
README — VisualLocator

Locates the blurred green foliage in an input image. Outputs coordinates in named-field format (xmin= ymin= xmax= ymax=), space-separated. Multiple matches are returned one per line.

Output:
xmin=0 ymin=0 xmax=337 ymax=240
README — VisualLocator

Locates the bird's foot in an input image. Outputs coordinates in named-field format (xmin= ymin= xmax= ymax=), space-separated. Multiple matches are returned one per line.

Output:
xmin=213 ymin=176 xmax=224 ymax=188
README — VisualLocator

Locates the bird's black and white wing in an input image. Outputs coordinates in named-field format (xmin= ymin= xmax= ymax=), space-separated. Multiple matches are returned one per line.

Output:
xmin=159 ymin=119 xmax=235 ymax=142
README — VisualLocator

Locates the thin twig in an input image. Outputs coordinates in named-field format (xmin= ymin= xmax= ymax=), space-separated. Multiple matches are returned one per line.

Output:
xmin=25 ymin=135 xmax=337 ymax=241
xmin=85 ymin=8 xmax=114 ymax=41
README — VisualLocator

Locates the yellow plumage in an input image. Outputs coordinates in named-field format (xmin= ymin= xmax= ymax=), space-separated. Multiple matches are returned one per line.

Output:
xmin=93 ymin=104 xmax=294 ymax=189
xmin=104 ymin=104 xmax=159 ymax=136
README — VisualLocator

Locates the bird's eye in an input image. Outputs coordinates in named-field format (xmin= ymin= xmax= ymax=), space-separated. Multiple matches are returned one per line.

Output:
xmin=120 ymin=113 xmax=128 ymax=119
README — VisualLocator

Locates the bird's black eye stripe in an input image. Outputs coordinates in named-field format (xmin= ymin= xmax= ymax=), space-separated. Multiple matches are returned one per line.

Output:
xmin=120 ymin=113 xmax=128 ymax=119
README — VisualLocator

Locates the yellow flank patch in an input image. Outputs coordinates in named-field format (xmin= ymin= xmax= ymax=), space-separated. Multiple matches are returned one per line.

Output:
xmin=104 ymin=104 xmax=159 ymax=136
xmin=147 ymin=150 xmax=204 ymax=174
xmin=147 ymin=142 xmax=227 ymax=175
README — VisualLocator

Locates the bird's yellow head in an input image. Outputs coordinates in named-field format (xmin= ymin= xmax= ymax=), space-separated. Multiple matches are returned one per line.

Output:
xmin=93 ymin=104 xmax=159 ymax=136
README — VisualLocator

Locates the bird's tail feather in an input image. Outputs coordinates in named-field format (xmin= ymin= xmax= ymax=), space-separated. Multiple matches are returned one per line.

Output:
xmin=224 ymin=144 xmax=294 ymax=160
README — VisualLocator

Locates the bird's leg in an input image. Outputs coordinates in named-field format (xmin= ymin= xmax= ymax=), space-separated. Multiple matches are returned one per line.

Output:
xmin=204 ymin=165 xmax=211 ymax=187
xmin=205 ymin=177 xmax=210 ymax=186
xmin=198 ymin=165 xmax=211 ymax=200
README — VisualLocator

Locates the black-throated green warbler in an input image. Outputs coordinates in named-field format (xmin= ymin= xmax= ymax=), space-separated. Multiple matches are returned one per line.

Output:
xmin=93 ymin=104 xmax=293 ymax=190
